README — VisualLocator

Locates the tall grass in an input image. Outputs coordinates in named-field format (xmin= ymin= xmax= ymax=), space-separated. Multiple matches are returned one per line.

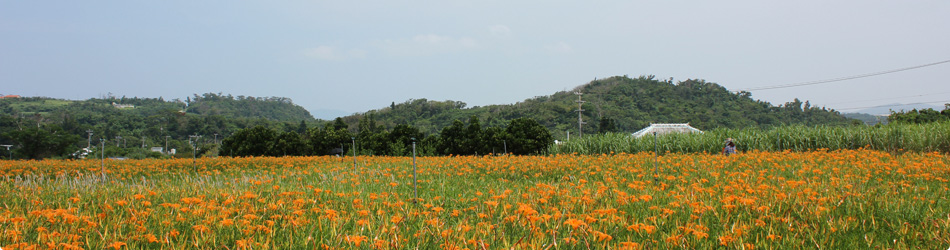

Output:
xmin=548 ymin=121 xmax=950 ymax=155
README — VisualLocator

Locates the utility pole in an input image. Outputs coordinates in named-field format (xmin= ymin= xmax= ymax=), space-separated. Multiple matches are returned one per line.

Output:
xmin=86 ymin=130 xmax=93 ymax=149
xmin=189 ymin=134 xmax=201 ymax=171
xmin=575 ymin=92 xmax=586 ymax=138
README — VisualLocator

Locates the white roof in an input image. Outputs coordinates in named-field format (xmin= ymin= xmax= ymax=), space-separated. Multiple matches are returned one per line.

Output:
xmin=632 ymin=123 xmax=703 ymax=138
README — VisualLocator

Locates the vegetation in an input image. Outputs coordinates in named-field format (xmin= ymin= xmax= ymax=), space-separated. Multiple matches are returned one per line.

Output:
xmin=221 ymin=116 xmax=553 ymax=157
xmin=0 ymin=76 xmax=892 ymax=159
xmin=0 ymin=94 xmax=315 ymax=159
xmin=343 ymin=75 xmax=858 ymax=138
xmin=549 ymin=121 xmax=950 ymax=155
xmin=1 ymin=150 xmax=947 ymax=249
xmin=841 ymin=112 xmax=888 ymax=125
xmin=887 ymin=104 xmax=950 ymax=124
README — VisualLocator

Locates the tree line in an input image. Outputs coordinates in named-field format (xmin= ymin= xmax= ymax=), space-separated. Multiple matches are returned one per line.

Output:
xmin=887 ymin=104 xmax=950 ymax=124
xmin=0 ymin=94 xmax=314 ymax=159
xmin=221 ymin=115 xmax=553 ymax=157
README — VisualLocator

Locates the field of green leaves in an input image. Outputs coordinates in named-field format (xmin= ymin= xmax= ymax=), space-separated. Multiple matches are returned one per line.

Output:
xmin=549 ymin=121 xmax=950 ymax=155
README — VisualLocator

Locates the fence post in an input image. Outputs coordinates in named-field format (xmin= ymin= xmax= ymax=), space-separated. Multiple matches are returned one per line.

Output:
xmin=653 ymin=132 xmax=658 ymax=183
xmin=412 ymin=138 xmax=418 ymax=203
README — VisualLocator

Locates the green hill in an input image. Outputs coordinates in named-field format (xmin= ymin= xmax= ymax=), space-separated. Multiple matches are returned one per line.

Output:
xmin=185 ymin=93 xmax=315 ymax=122
xmin=0 ymin=94 xmax=315 ymax=159
xmin=340 ymin=75 xmax=857 ymax=138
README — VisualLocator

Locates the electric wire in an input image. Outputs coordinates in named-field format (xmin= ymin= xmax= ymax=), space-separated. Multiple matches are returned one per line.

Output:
xmin=826 ymin=91 xmax=950 ymax=105
xmin=836 ymin=100 xmax=950 ymax=111
xmin=736 ymin=59 xmax=950 ymax=92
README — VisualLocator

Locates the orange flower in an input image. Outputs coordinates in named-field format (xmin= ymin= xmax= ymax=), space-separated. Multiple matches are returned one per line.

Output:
xmin=107 ymin=241 xmax=127 ymax=249
xmin=564 ymin=218 xmax=585 ymax=229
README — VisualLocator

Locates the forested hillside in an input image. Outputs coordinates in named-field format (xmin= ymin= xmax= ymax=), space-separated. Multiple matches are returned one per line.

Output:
xmin=186 ymin=93 xmax=314 ymax=122
xmin=343 ymin=75 xmax=857 ymax=137
xmin=0 ymin=76 xmax=862 ymax=159
xmin=0 ymin=94 xmax=314 ymax=159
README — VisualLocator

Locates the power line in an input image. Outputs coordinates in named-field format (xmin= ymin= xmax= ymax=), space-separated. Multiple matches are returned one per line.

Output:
xmin=737 ymin=59 xmax=950 ymax=92
xmin=836 ymin=100 xmax=950 ymax=111
xmin=826 ymin=91 xmax=950 ymax=105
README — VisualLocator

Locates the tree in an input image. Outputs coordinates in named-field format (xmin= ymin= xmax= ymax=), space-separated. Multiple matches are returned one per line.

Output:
xmin=356 ymin=114 xmax=386 ymax=155
xmin=387 ymin=124 xmax=423 ymax=156
xmin=221 ymin=126 xmax=277 ymax=157
xmin=889 ymin=106 xmax=950 ymax=124
xmin=296 ymin=120 xmax=308 ymax=134
xmin=3 ymin=124 xmax=80 ymax=159
xmin=482 ymin=126 xmax=507 ymax=155
xmin=598 ymin=116 xmax=617 ymax=133
xmin=331 ymin=117 xmax=348 ymax=131
xmin=273 ymin=131 xmax=306 ymax=156
xmin=308 ymin=125 xmax=352 ymax=156
xmin=438 ymin=120 xmax=466 ymax=155
xmin=464 ymin=116 xmax=484 ymax=154
xmin=505 ymin=118 xmax=553 ymax=155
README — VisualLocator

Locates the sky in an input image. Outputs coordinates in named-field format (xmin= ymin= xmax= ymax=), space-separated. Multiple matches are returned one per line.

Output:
xmin=2 ymin=1 xmax=948 ymax=119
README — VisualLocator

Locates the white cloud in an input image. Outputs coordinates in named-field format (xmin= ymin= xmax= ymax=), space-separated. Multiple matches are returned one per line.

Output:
xmin=413 ymin=34 xmax=452 ymax=44
xmin=303 ymin=45 xmax=366 ymax=60
xmin=378 ymin=34 xmax=479 ymax=56
xmin=489 ymin=25 xmax=511 ymax=36
xmin=544 ymin=42 xmax=573 ymax=53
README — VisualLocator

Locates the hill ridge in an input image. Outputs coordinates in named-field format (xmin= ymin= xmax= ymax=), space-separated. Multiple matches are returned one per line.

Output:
xmin=337 ymin=75 xmax=856 ymax=138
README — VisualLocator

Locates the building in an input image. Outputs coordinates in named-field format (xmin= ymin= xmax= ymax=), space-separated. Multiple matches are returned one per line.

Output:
xmin=112 ymin=102 xmax=135 ymax=109
xmin=0 ymin=95 xmax=20 ymax=99
xmin=631 ymin=123 xmax=703 ymax=138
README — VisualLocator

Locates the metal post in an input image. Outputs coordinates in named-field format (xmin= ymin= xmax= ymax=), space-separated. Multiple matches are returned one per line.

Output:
xmin=575 ymin=92 xmax=585 ymax=138
xmin=100 ymin=138 xmax=105 ymax=180
xmin=352 ymin=137 xmax=357 ymax=171
xmin=653 ymin=132 xmax=658 ymax=183
xmin=190 ymin=135 xmax=200 ymax=171
xmin=503 ymin=140 xmax=507 ymax=156
xmin=164 ymin=136 xmax=169 ymax=155
xmin=412 ymin=138 xmax=418 ymax=203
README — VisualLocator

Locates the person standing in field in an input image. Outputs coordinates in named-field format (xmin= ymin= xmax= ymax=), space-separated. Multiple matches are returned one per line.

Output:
xmin=722 ymin=138 xmax=737 ymax=156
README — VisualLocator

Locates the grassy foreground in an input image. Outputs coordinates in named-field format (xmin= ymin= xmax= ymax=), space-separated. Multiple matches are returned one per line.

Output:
xmin=1 ymin=150 xmax=948 ymax=249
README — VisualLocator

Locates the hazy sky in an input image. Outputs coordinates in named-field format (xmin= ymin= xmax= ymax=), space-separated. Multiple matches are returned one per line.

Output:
xmin=2 ymin=1 xmax=948 ymax=119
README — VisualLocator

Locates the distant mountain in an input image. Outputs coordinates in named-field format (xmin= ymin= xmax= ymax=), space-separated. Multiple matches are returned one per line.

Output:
xmin=339 ymin=75 xmax=857 ymax=137
xmin=842 ymin=112 xmax=888 ymax=126
xmin=311 ymin=108 xmax=355 ymax=120
xmin=852 ymin=103 xmax=945 ymax=116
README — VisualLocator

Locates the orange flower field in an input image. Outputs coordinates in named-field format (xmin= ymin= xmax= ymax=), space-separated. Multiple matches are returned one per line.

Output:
xmin=1 ymin=149 xmax=948 ymax=249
